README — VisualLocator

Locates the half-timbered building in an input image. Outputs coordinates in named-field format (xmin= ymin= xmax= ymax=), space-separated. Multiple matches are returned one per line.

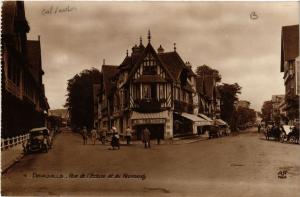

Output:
xmin=2 ymin=1 xmax=49 ymax=138
xmin=97 ymin=32 xmax=211 ymax=139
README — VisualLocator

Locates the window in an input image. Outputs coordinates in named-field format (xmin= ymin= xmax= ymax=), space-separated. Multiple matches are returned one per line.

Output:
xmin=142 ymin=53 xmax=157 ymax=75
xmin=142 ymin=84 xmax=151 ymax=99
xmin=133 ymin=84 xmax=140 ymax=100
xmin=159 ymin=84 xmax=165 ymax=99
xmin=151 ymin=84 xmax=157 ymax=99
xmin=176 ymin=88 xmax=180 ymax=100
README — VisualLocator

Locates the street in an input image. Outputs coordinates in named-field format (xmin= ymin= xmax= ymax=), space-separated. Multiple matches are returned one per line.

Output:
xmin=2 ymin=128 xmax=300 ymax=197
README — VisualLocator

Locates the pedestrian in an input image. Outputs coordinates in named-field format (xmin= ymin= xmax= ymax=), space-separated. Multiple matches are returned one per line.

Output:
xmin=157 ymin=130 xmax=161 ymax=145
xmin=100 ymin=129 xmax=107 ymax=144
xmin=125 ymin=127 xmax=132 ymax=145
xmin=111 ymin=127 xmax=120 ymax=150
xmin=258 ymin=124 xmax=261 ymax=133
xmin=82 ymin=126 xmax=88 ymax=145
xmin=142 ymin=128 xmax=151 ymax=148
xmin=91 ymin=127 xmax=97 ymax=145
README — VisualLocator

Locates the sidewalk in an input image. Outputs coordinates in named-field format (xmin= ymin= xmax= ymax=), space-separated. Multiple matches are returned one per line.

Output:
xmin=1 ymin=144 xmax=24 ymax=174
xmin=119 ymin=134 xmax=209 ymax=146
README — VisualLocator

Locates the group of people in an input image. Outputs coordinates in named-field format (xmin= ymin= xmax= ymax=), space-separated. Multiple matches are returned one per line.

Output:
xmin=80 ymin=126 xmax=161 ymax=149
xmin=81 ymin=126 xmax=98 ymax=145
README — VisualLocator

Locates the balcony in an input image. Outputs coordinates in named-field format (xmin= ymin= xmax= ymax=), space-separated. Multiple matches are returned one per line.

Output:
xmin=133 ymin=99 xmax=165 ymax=112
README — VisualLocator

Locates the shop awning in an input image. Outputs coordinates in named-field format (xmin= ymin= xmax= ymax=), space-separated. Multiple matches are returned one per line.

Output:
xmin=198 ymin=113 xmax=213 ymax=122
xmin=181 ymin=113 xmax=211 ymax=126
xmin=214 ymin=119 xmax=228 ymax=126
xmin=131 ymin=110 xmax=168 ymax=120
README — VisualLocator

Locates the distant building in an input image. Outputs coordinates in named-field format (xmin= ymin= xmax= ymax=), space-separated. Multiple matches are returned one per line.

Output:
xmin=237 ymin=100 xmax=250 ymax=109
xmin=271 ymin=95 xmax=285 ymax=122
xmin=95 ymin=33 xmax=212 ymax=139
xmin=2 ymin=1 xmax=49 ymax=138
xmin=48 ymin=109 xmax=69 ymax=126
xmin=195 ymin=75 xmax=220 ymax=119
xmin=280 ymin=24 xmax=299 ymax=124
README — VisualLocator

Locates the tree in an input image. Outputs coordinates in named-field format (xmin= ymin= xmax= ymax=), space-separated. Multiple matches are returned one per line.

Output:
xmin=65 ymin=68 xmax=102 ymax=130
xmin=261 ymin=100 xmax=273 ymax=122
xmin=195 ymin=64 xmax=222 ymax=82
xmin=218 ymin=83 xmax=242 ymax=131
xmin=236 ymin=107 xmax=256 ymax=126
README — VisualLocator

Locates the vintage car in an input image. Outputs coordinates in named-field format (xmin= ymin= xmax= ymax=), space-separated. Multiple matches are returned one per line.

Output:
xmin=280 ymin=125 xmax=299 ymax=144
xmin=208 ymin=125 xmax=220 ymax=139
xmin=24 ymin=127 xmax=52 ymax=153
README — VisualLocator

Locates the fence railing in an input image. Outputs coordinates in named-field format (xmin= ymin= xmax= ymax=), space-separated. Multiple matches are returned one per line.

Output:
xmin=1 ymin=134 xmax=29 ymax=151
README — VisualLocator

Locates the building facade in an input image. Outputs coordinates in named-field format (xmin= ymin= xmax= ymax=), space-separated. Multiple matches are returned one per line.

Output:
xmin=271 ymin=95 xmax=285 ymax=123
xmin=96 ymin=33 xmax=213 ymax=139
xmin=2 ymin=1 xmax=49 ymax=138
xmin=280 ymin=24 xmax=299 ymax=124
xmin=196 ymin=75 xmax=221 ymax=119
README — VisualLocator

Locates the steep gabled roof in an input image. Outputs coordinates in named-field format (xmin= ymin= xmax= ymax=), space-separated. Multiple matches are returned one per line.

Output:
xmin=281 ymin=24 xmax=299 ymax=72
xmin=127 ymin=43 xmax=174 ymax=82
xmin=196 ymin=76 xmax=216 ymax=100
xmin=27 ymin=40 xmax=43 ymax=84
xmin=196 ymin=76 xmax=205 ymax=95
xmin=102 ymin=65 xmax=118 ymax=96
xmin=204 ymin=76 xmax=214 ymax=99
xmin=158 ymin=51 xmax=196 ymax=80
xmin=119 ymin=53 xmax=144 ymax=71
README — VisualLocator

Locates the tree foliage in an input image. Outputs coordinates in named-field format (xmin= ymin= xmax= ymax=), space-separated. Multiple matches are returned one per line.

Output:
xmin=218 ymin=83 xmax=242 ymax=131
xmin=236 ymin=107 xmax=256 ymax=126
xmin=195 ymin=64 xmax=222 ymax=82
xmin=261 ymin=100 xmax=273 ymax=122
xmin=65 ymin=68 xmax=102 ymax=130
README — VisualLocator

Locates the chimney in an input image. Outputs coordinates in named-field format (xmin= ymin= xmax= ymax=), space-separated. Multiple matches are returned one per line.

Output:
xmin=157 ymin=45 xmax=164 ymax=53
xmin=186 ymin=61 xmax=192 ymax=69
xmin=131 ymin=44 xmax=140 ymax=55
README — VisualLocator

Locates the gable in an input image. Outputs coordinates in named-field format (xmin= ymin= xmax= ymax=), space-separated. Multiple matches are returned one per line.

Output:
xmin=128 ymin=43 xmax=174 ymax=82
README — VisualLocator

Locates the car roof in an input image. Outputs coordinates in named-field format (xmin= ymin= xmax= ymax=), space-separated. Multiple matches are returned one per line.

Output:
xmin=30 ymin=127 xmax=49 ymax=132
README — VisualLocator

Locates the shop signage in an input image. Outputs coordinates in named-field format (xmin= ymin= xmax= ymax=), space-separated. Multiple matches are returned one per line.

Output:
xmin=132 ymin=118 xmax=165 ymax=125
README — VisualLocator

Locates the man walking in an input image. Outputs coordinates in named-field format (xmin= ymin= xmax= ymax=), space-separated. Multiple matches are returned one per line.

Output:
xmin=125 ymin=127 xmax=132 ymax=145
xmin=91 ymin=127 xmax=97 ymax=145
xmin=142 ymin=128 xmax=151 ymax=148
xmin=82 ymin=127 xmax=88 ymax=145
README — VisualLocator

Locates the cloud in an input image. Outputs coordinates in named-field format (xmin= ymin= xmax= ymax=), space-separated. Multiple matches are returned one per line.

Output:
xmin=25 ymin=1 xmax=299 ymax=110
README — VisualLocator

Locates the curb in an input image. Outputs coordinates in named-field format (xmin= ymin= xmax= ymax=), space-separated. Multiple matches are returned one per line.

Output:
xmin=1 ymin=152 xmax=25 ymax=174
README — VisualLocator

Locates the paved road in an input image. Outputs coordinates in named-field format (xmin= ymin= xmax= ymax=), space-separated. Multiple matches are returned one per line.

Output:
xmin=2 ymin=128 xmax=300 ymax=196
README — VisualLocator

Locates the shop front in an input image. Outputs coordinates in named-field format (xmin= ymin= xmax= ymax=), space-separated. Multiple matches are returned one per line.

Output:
xmin=131 ymin=111 xmax=168 ymax=140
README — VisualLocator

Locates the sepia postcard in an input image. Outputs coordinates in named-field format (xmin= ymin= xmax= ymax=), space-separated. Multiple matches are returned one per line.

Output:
xmin=1 ymin=1 xmax=300 ymax=196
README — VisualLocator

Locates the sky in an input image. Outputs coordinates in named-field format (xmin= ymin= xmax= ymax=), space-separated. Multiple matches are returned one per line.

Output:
xmin=24 ymin=1 xmax=299 ymax=111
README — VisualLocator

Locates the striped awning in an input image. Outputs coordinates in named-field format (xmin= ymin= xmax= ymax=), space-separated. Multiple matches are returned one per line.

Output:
xmin=214 ymin=119 xmax=228 ymax=126
xmin=198 ymin=114 xmax=213 ymax=122
xmin=181 ymin=113 xmax=211 ymax=126
xmin=131 ymin=110 xmax=169 ymax=120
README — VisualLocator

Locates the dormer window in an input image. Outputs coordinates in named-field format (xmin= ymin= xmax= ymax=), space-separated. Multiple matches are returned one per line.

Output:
xmin=142 ymin=53 xmax=157 ymax=75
